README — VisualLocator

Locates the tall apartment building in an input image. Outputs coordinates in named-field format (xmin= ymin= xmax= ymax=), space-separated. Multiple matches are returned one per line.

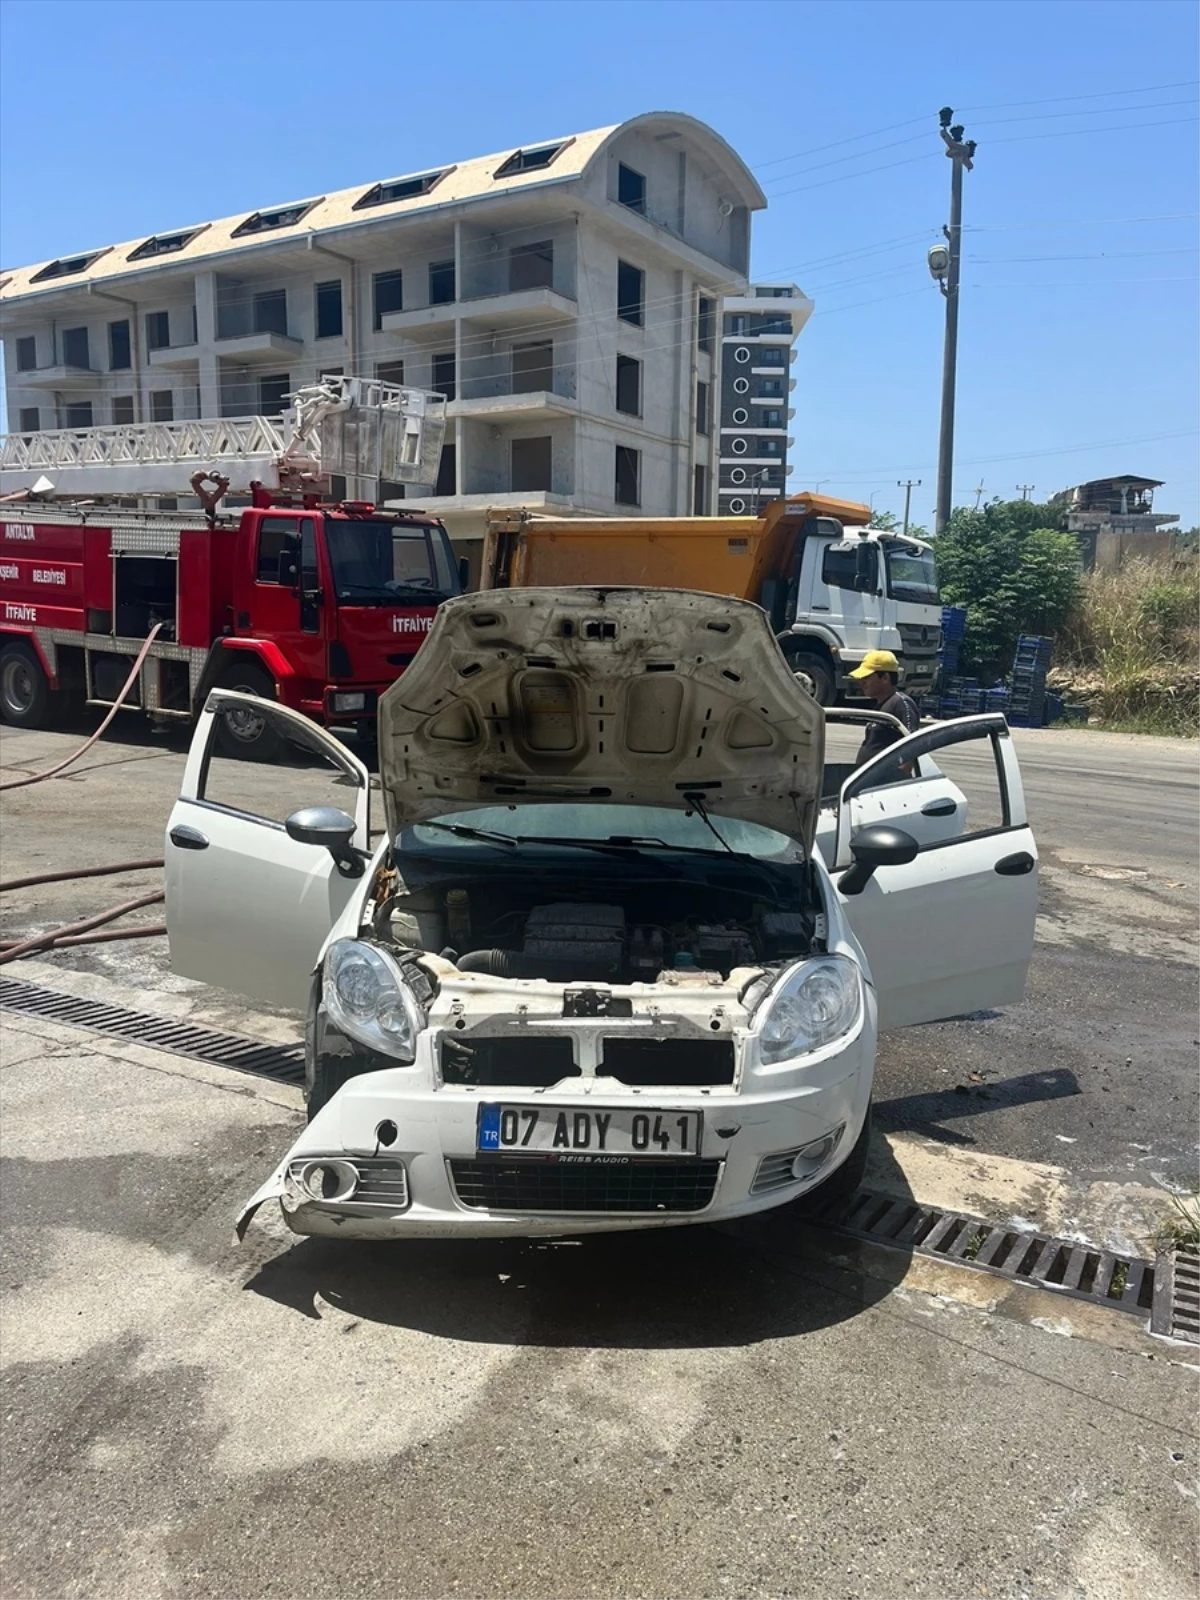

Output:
xmin=715 ymin=285 xmax=812 ymax=515
xmin=0 ymin=113 xmax=767 ymax=566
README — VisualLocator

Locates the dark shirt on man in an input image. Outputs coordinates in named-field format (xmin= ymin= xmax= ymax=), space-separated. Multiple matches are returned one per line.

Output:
xmin=855 ymin=689 xmax=921 ymax=766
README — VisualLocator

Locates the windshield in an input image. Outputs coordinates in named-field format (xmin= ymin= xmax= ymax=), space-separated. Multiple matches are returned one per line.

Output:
xmin=885 ymin=544 xmax=939 ymax=604
xmin=325 ymin=520 xmax=458 ymax=605
xmin=403 ymin=802 xmax=804 ymax=862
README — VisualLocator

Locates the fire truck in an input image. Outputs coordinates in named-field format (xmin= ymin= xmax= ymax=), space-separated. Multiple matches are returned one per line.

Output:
xmin=0 ymin=377 xmax=461 ymax=759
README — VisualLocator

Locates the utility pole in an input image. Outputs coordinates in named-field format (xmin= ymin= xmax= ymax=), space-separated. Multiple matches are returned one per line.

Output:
xmin=897 ymin=478 xmax=921 ymax=536
xmin=973 ymin=480 xmax=986 ymax=510
xmin=928 ymin=109 xmax=976 ymax=536
xmin=1016 ymin=483 xmax=1035 ymax=501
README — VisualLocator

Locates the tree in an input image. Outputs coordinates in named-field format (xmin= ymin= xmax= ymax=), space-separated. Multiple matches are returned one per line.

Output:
xmin=869 ymin=508 xmax=930 ymax=540
xmin=933 ymin=498 xmax=1081 ymax=675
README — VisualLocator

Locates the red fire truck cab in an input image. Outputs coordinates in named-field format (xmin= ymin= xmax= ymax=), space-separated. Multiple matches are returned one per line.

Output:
xmin=0 ymin=494 xmax=462 ymax=759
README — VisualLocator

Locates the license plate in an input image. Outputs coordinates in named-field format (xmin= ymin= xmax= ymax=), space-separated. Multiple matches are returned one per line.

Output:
xmin=478 ymin=1104 xmax=702 ymax=1159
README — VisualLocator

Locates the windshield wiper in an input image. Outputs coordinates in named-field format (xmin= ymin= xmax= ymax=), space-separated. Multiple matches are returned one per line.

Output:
xmin=417 ymin=820 xmax=518 ymax=848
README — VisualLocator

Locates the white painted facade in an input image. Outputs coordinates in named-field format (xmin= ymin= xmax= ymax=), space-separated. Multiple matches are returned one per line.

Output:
xmin=0 ymin=115 xmax=765 ymax=557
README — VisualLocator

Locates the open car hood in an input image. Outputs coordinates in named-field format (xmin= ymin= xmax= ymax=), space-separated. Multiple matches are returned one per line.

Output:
xmin=377 ymin=588 xmax=824 ymax=850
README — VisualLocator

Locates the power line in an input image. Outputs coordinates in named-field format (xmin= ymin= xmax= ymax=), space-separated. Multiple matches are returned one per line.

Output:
xmin=957 ymin=78 xmax=1198 ymax=113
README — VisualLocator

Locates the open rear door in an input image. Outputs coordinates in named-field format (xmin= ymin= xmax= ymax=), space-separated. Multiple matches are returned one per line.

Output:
xmin=165 ymin=692 xmax=370 ymax=1010
xmin=831 ymin=715 xmax=1037 ymax=1030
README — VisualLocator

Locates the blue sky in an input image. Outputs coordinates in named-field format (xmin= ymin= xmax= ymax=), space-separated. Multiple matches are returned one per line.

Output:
xmin=1 ymin=0 xmax=1196 ymax=527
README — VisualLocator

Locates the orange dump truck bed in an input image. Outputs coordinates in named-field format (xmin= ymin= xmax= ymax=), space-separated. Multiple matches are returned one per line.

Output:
xmin=482 ymin=495 xmax=872 ymax=602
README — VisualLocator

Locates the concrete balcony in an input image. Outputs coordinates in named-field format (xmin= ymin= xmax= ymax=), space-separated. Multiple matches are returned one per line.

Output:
xmin=213 ymin=331 xmax=304 ymax=364
xmin=448 ymin=390 xmax=578 ymax=422
xmin=379 ymin=303 xmax=457 ymax=340
xmin=18 ymin=363 xmax=103 ymax=390
xmin=148 ymin=343 xmax=200 ymax=371
xmin=459 ymin=286 xmax=577 ymax=330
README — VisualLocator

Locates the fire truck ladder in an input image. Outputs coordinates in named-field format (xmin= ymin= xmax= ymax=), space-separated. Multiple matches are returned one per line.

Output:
xmin=0 ymin=376 xmax=445 ymax=501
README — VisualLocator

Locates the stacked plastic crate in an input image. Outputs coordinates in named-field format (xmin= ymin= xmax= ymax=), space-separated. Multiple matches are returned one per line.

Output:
xmin=937 ymin=607 xmax=968 ymax=716
xmin=1008 ymin=635 xmax=1052 ymax=726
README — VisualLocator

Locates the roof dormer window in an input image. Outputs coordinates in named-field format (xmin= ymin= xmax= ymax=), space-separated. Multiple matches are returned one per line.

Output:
xmin=29 ymin=250 xmax=107 ymax=283
xmin=231 ymin=200 xmax=322 ymax=238
xmin=354 ymin=167 xmax=454 ymax=209
xmin=128 ymin=227 xmax=206 ymax=261
xmin=494 ymin=141 xmax=570 ymax=178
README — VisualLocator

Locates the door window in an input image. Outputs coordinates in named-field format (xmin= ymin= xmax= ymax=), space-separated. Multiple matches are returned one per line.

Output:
xmin=256 ymin=517 xmax=302 ymax=583
xmin=850 ymin=725 xmax=1008 ymax=841
xmin=200 ymin=710 xmax=363 ymax=826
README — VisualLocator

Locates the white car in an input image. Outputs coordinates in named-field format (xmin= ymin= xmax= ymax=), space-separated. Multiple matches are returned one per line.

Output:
xmin=163 ymin=588 xmax=1037 ymax=1242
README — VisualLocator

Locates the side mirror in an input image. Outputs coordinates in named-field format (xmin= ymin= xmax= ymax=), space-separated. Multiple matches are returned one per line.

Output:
xmin=278 ymin=549 xmax=300 ymax=587
xmin=854 ymin=541 xmax=878 ymax=593
xmin=285 ymin=805 xmax=364 ymax=877
xmin=457 ymin=555 xmax=471 ymax=592
xmin=837 ymin=824 xmax=919 ymax=897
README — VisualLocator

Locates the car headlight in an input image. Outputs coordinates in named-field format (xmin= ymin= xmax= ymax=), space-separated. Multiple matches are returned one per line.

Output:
xmin=322 ymin=938 xmax=423 ymax=1061
xmin=754 ymin=955 xmax=863 ymax=1065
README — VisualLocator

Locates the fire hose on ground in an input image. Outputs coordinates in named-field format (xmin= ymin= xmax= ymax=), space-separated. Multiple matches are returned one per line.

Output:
xmin=1 ymin=628 xmax=170 ymax=961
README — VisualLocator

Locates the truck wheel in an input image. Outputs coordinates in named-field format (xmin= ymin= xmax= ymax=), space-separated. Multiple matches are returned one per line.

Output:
xmin=786 ymin=649 xmax=836 ymax=707
xmin=0 ymin=642 xmax=58 ymax=729
xmin=213 ymin=660 xmax=285 ymax=762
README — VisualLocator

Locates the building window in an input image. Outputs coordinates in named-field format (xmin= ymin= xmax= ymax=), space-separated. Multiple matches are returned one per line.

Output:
xmin=759 ymin=377 xmax=783 ymax=395
xmin=150 ymin=390 xmax=174 ymax=423
xmin=615 ymin=445 xmax=640 ymax=506
xmin=329 ymin=474 xmax=347 ymax=501
xmin=728 ymin=314 xmax=748 ymax=337
xmin=379 ymin=480 xmax=406 ymax=503
xmin=315 ymin=280 xmax=343 ymax=339
xmin=108 ymin=321 xmax=131 ymax=370
xmin=145 ymin=311 xmax=170 ymax=351
xmin=511 ymin=436 xmax=553 ymax=493
xmin=759 ymin=438 xmax=783 ymax=456
xmin=731 ymin=437 xmax=749 ymax=455
xmin=435 ymin=444 xmax=457 ymax=496
xmin=733 ymin=345 xmax=751 ymax=365
xmin=30 ymin=251 xmax=104 ymax=284
xmin=373 ymin=270 xmax=404 ymax=328
xmin=258 ymin=373 xmax=291 ymax=415
xmin=112 ymin=396 xmax=135 ymax=425
xmin=354 ymin=168 xmax=453 ymax=209
xmin=728 ymin=497 xmax=747 ymax=515
xmin=319 ymin=365 xmax=344 ymax=381
xmin=128 ymin=228 xmax=202 ymax=262
xmin=509 ymin=241 xmax=554 ymax=292
xmin=429 ymin=259 xmax=456 ymax=304
xmin=431 ymin=351 xmax=456 ymax=400
xmin=617 ymin=261 xmax=644 ymax=326
xmin=732 ymin=407 xmax=749 ymax=425
xmin=756 ymin=347 xmax=785 ymax=368
xmin=376 ymin=360 xmax=405 ymax=386
xmin=495 ymin=143 xmax=568 ymax=178
xmin=695 ymin=380 xmax=709 ymax=435
xmin=232 ymin=200 xmax=321 ymax=238
xmin=615 ymin=354 xmax=641 ymax=416
xmin=16 ymin=336 xmax=36 ymax=371
xmin=733 ymin=377 xmax=749 ymax=395
xmin=760 ymin=408 xmax=784 ymax=428
xmin=253 ymin=290 xmax=288 ymax=336
xmin=18 ymin=407 xmax=39 ymax=433
xmin=64 ymin=401 xmax=93 ymax=429
xmin=693 ymin=464 xmax=708 ymax=516
xmin=512 ymin=340 xmax=553 ymax=394
xmin=62 ymin=327 xmax=90 ymax=368
xmin=617 ymin=163 xmax=646 ymax=215
xmin=697 ymin=297 xmax=715 ymax=354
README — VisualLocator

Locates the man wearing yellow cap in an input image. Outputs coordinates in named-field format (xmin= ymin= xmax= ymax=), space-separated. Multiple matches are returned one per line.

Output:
xmin=848 ymin=649 xmax=921 ymax=766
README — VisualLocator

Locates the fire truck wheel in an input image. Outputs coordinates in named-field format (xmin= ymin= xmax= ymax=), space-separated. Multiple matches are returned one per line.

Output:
xmin=0 ymin=642 xmax=58 ymax=729
xmin=213 ymin=660 xmax=285 ymax=762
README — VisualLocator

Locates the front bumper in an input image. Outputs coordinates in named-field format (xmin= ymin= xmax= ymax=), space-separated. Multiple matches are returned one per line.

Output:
xmin=235 ymin=1040 xmax=874 ymax=1241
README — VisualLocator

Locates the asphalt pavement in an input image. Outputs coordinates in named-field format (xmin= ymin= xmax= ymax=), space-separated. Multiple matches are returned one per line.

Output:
xmin=1 ymin=714 xmax=1197 ymax=1600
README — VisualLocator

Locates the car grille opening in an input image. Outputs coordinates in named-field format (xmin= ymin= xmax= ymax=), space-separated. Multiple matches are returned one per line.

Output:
xmin=448 ymin=1158 xmax=722 ymax=1214
xmin=599 ymin=1038 xmax=735 ymax=1087
xmin=751 ymin=1150 xmax=803 ymax=1194
xmin=440 ymin=1035 xmax=580 ymax=1088
xmin=349 ymin=1157 xmax=410 ymax=1208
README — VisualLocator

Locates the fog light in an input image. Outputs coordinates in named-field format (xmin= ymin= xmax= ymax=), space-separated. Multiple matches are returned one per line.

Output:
xmin=332 ymin=691 xmax=366 ymax=713
xmin=290 ymin=1157 xmax=359 ymax=1202
xmin=791 ymin=1124 xmax=846 ymax=1181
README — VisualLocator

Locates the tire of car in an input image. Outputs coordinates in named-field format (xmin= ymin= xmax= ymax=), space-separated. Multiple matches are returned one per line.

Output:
xmin=306 ymin=1054 xmax=359 ymax=1122
xmin=212 ymin=658 xmax=286 ymax=762
xmin=0 ymin=641 xmax=59 ymax=729
xmin=777 ymin=1104 xmax=872 ymax=1223
xmin=785 ymin=648 xmax=836 ymax=707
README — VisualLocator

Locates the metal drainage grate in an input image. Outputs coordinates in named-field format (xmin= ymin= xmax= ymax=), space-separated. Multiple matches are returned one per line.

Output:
xmin=819 ymin=1187 xmax=1156 ymax=1317
xmin=0 ymin=976 xmax=304 ymax=1085
xmin=1151 ymin=1246 xmax=1200 ymax=1344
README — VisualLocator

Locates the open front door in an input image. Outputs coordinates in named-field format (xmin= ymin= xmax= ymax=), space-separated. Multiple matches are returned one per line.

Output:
xmin=832 ymin=715 xmax=1037 ymax=1030
xmin=165 ymin=692 xmax=371 ymax=1010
